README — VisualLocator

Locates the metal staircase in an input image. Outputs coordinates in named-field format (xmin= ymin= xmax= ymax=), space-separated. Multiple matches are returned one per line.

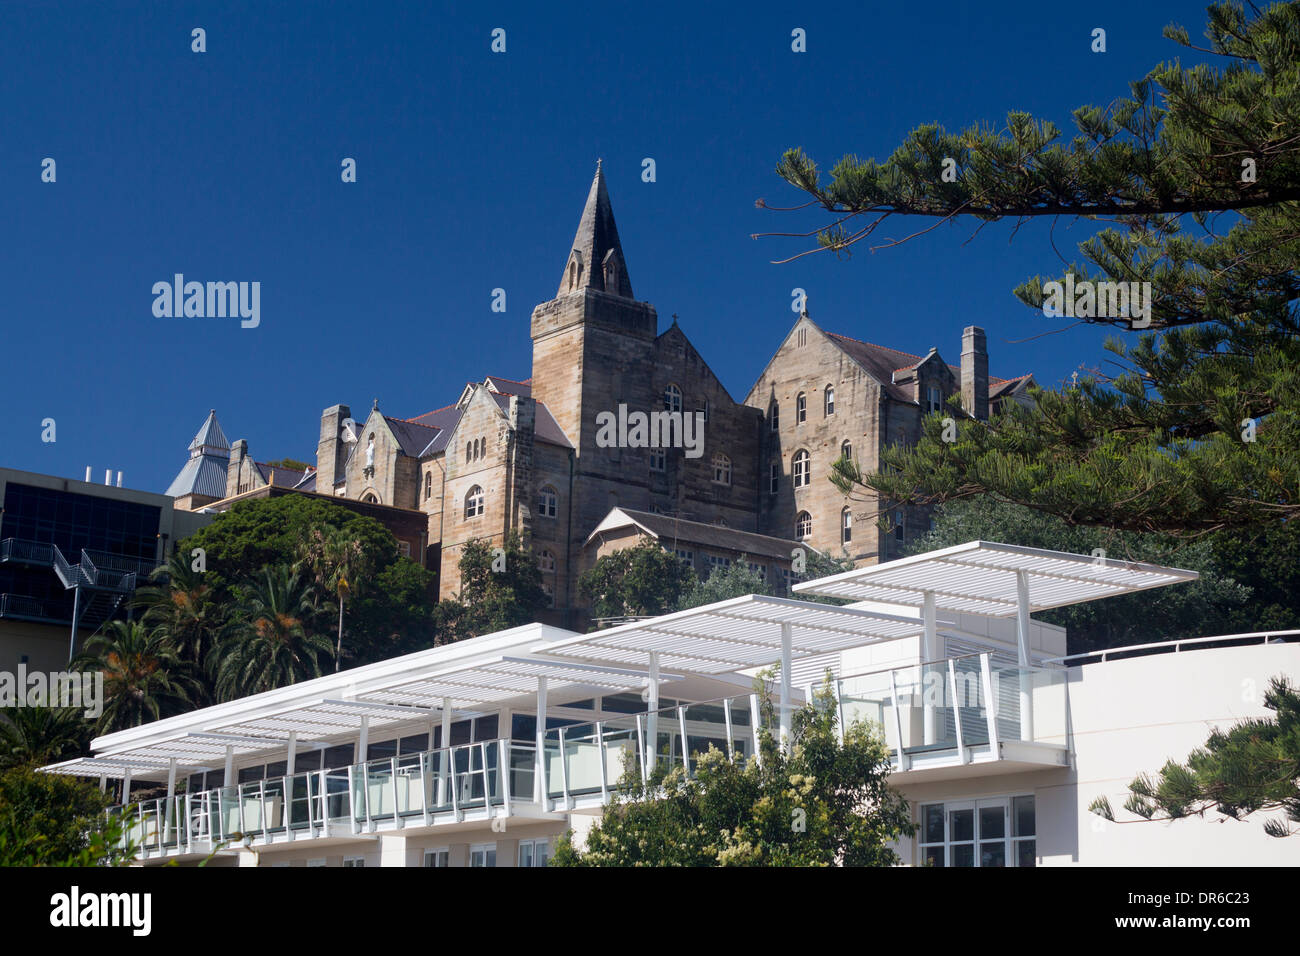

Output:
xmin=0 ymin=537 xmax=147 ymax=659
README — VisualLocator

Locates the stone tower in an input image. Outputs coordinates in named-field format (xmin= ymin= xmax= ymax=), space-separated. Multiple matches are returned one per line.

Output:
xmin=530 ymin=163 xmax=658 ymax=461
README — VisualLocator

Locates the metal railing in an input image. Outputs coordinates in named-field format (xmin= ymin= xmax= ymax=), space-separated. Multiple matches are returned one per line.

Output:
xmin=1044 ymin=629 xmax=1300 ymax=666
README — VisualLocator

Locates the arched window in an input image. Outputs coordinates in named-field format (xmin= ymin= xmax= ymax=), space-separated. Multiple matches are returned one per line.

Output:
xmin=840 ymin=440 xmax=852 ymax=461
xmin=466 ymin=441 xmax=473 ymax=461
xmin=539 ymin=549 xmax=556 ymax=573
xmin=796 ymin=511 xmax=813 ymax=539
xmin=793 ymin=450 xmax=810 ymax=488
xmin=464 ymin=485 xmax=484 ymax=519
xmin=712 ymin=453 xmax=731 ymax=486
xmin=841 ymin=507 xmax=852 ymax=544
xmin=664 ymin=384 xmax=682 ymax=413
xmin=796 ymin=393 xmax=807 ymax=424
xmin=424 ymin=472 xmax=432 ymax=501
xmin=824 ymin=385 xmax=835 ymax=416
xmin=769 ymin=401 xmax=779 ymax=432
xmin=361 ymin=492 xmax=378 ymax=504
xmin=538 ymin=485 xmax=558 ymax=518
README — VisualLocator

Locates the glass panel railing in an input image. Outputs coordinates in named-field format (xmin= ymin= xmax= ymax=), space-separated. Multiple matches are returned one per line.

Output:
xmin=560 ymin=723 xmax=604 ymax=796
xmin=988 ymin=662 xmax=1068 ymax=745
xmin=597 ymin=717 xmax=641 ymax=785
xmin=680 ymin=701 xmax=733 ymax=773
xmin=543 ymin=730 xmax=566 ymax=800
xmin=508 ymin=741 xmax=535 ymax=801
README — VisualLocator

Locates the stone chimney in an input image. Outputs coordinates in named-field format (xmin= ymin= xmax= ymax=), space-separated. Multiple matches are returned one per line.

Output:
xmin=226 ymin=440 xmax=248 ymax=497
xmin=316 ymin=404 xmax=351 ymax=493
xmin=961 ymin=326 xmax=989 ymax=421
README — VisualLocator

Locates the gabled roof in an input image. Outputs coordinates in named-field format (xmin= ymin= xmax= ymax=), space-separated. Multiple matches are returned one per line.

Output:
xmin=487 ymin=392 xmax=574 ymax=449
xmin=586 ymin=507 xmax=799 ymax=562
xmin=382 ymin=416 xmax=443 ymax=457
xmin=559 ymin=163 xmax=633 ymax=299
xmin=485 ymin=375 xmax=532 ymax=398
xmin=254 ymin=462 xmax=312 ymax=489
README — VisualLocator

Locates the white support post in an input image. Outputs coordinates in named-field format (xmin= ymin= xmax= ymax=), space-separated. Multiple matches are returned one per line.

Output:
xmin=357 ymin=716 xmax=370 ymax=770
xmin=889 ymin=668 xmax=909 ymax=771
xmin=534 ymin=676 xmax=548 ymax=806
xmin=1015 ymin=569 xmax=1035 ymax=742
xmin=439 ymin=698 xmax=452 ymax=806
xmin=556 ymin=728 xmax=570 ymax=807
xmin=164 ymin=758 xmax=177 ymax=843
xmin=947 ymin=659 xmax=967 ymax=763
xmin=749 ymin=693 xmax=762 ymax=766
xmin=595 ymin=722 xmax=608 ymax=802
xmin=449 ymin=749 xmax=462 ymax=822
xmin=634 ymin=715 xmax=647 ymax=783
xmin=286 ymin=731 xmax=297 ymax=778
xmin=677 ymin=705 xmax=690 ymax=775
xmin=835 ymin=682 xmax=847 ymax=747
xmin=318 ymin=769 xmax=329 ymax=839
xmin=479 ymin=741 xmax=493 ymax=816
xmin=223 ymin=746 xmax=233 ymax=789
xmin=499 ymin=737 xmax=513 ymax=818
xmin=419 ymin=751 xmax=432 ymax=826
xmin=646 ymin=652 xmax=660 ymax=773
xmin=980 ymin=653 xmax=1000 ymax=754
xmin=922 ymin=590 xmax=938 ymax=746
xmin=121 ymin=769 xmax=132 ymax=806
xmin=391 ymin=756 xmax=402 ymax=828
xmin=347 ymin=764 xmax=358 ymax=835
xmin=98 ymin=775 xmax=106 ymax=794
xmin=779 ymin=622 xmax=793 ymax=752
xmin=722 ymin=698 xmax=734 ymax=759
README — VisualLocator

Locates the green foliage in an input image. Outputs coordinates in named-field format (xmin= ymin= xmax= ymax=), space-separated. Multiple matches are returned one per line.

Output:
xmin=778 ymin=2 xmax=1300 ymax=537
xmin=911 ymin=497 xmax=1256 ymax=653
xmin=450 ymin=531 xmax=549 ymax=635
xmin=0 ymin=767 xmax=136 ymax=866
xmin=211 ymin=564 xmax=336 ymax=700
xmin=0 ymin=707 xmax=91 ymax=772
xmin=677 ymin=558 xmax=771 ymax=610
xmin=552 ymin=681 xmax=915 ymax=866
xmin=134 ymin=551 xmax=229 ymax=704
xmin=579 ymin=541 xmax=696 ymax=619
xmin=75 ymin=620 xmax=200 ymax=735
xmin=262 ymin=458 xmax=312 ymax=472
xmin=1091 ymin=676 xmax=1300 ymax=837
xmin=182 ymin=494 xmax=399 ymax=600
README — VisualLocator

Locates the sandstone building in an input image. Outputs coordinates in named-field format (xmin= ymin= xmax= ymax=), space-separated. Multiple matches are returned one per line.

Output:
xmin=167 ymin=165 xmax=1034 ymax=626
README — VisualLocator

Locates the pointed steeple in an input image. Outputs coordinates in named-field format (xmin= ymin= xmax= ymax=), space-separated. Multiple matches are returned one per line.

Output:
xmin=558 ymin=161 xmax=634 ymax=299
xmin=187 ymin=410 xmax=230 ymax=459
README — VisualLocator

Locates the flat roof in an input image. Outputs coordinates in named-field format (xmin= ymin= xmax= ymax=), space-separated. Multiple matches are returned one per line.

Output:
xmin=538 ymin=594 xmax=924 ymax=673
xmin=793 ymin=540 xmax=1199 ymax=616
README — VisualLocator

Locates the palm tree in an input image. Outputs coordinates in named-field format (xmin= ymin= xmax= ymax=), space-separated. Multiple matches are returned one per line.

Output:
xmin=133 ymin=552 xmax=228 ymax=702
xmin=296 ymin=528 xmax=372 ymax=671
xmin=75 ymin=620 xmax=199 ymax=735
xmin=213 ymin=564 xmax=334 ymax=700
xmin=0 ymin=707 xmax=89 ymax=771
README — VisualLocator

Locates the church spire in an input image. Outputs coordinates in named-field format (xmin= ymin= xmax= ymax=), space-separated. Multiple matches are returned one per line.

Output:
xmin=558 ymin=161 xmax=633 ymax=299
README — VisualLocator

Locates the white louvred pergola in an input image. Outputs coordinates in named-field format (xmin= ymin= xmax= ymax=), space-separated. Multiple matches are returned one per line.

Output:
xmin=537 ymin=594 xmax=925 ymax=747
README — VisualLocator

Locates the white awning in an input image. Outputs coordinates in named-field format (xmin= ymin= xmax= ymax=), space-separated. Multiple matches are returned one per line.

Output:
xmin=793 ymin=540 xmax=1199 ymax=615
xmin=538 ymin=594 xmax=924 ymax=673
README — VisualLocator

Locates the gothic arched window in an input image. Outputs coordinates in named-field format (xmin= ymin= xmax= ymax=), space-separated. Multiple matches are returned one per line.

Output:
xmin=664 ymin=384 xmax=682 ymax=413
xmin=793 ymin=450 xmax=811 ymax=488
xmin=712 ymin=453 xmax=731 ymax=486
xmin=796 ymin=511 xmax=813 ymax=539
xmin=464 ymin=485 xmax=484 ymax=519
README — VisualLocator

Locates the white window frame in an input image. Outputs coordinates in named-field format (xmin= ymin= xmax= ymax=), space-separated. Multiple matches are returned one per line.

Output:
xmin=796 ymin=393 xmax=807 ymax=424
xmin=649 ymin=447 xmax=665 ymax=472
xmin=841 ymin=508 xmax=852 ymax=545
xmin=538 ymin=486 xmax=558 ymax=518
xmin=917 ymin=795 xmax=1035 ymax=867
xmin=926 ymin=385 xmax=942 ymax=414
xmin=518 ymin=838 xmax=551 ymax=868
xmin=824 ymin=385 xmax=835 ymax=416
xmin=539 ymin=549 xmax=556 ymax=573
xmin=793 ymin=451 xmax=810 ymax=488
xmin=469 ymin=843 xmax=497 ymax=868
xmin=424 ymin=848 xmax=450 ymax=868
xmin=795 ymin=511 xmax=812 ymax=540
xmin=664 ymin=384 xmax=682 ymax=413
xmin=769 ymin=402 xmax=779 ymax=432
xmin=465 ymin=485 xmax=484 ymax=519
xmin=342 ymin=856 xmax=366 ymax=868
xmin=769 ymin=462 xmax=780 ymax=494
xmin=712 ymin=453 xmax=731 ymax=486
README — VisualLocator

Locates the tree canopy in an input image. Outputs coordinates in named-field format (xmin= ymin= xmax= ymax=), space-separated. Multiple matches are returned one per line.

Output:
xmin=552 ymin=682 xmax=914 ymax=866
xmin=766 ymin=1 xmax=1300 ymax=539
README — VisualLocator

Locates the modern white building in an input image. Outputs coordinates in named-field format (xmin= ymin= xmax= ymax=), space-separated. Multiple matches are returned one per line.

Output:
xmin=41 ymin=541 xmax=1300 ymax=866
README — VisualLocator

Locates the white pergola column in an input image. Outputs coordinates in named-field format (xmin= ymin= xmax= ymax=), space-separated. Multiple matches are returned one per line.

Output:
xmin=223 ymin=746 xmax=233 ymax=787
xmin=922 ymin=590 xmax=938 ymax=746
xmin=357 ymin=716 xmax=370 ymax=767
xmin=646 ymin=652 xmax=659 ymax=772
xmin=534 ymin=677 xmax=548 ymax=804
xmin=1015 ymin=569 xmax=1035 ymax=741
xmin=779 ymin=623 xmax=792 ymax=751
xmin=121 ymin=769 xmax=132 ymax=805
xmin=285 ymin=731 xmax=297 ymax=778
xmin=438 ymin=698 xmax=452 ymax=804
xmin=98 ymin=775 xmax=107 ymax=794
xmin=165 ymin=758 xmax=177 ymax=838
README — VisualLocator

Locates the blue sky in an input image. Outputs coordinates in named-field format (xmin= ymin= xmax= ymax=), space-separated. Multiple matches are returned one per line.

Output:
xmin=0 ymin=0 xmax=1215 ymax=492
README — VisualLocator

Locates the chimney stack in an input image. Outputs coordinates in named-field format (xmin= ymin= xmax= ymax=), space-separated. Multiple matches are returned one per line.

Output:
xmin=84 ymin=466 xmax=92 ymax=483
xmin=116 ymin=471 xmax=123 ymax=488
xmin=961 ymin=326 xmax=989 ymax=421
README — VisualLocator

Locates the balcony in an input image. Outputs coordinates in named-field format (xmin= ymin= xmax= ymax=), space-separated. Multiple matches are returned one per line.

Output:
xmin=836 ymin=653 xmax=1070 ymax=782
